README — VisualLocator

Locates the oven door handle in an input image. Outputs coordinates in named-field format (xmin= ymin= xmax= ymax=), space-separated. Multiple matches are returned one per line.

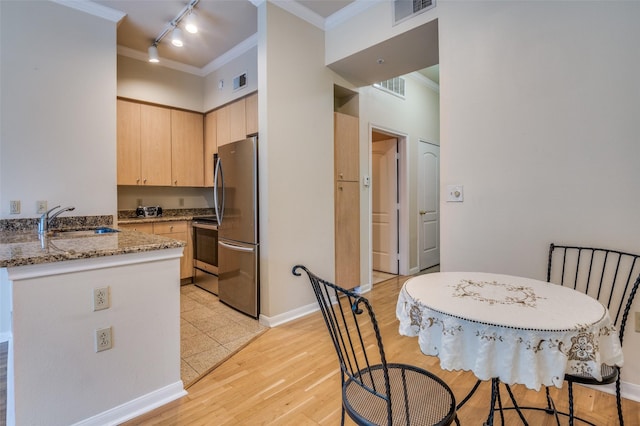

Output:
xmin=193 ymin=223 xmax=218 ymax=231
xmin=219 ymin=241 xmax=255 ymax=253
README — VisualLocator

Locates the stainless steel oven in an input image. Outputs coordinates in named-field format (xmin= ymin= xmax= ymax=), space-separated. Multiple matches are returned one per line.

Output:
xmin=192 ymin=217 xmax=219 ymax=295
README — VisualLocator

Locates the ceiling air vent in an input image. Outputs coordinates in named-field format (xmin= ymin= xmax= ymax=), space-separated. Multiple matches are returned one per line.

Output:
xmin=373 ymin=77 xmax=406 ymax=99
xmin=394 ymin=0 xmax=435 ymax=25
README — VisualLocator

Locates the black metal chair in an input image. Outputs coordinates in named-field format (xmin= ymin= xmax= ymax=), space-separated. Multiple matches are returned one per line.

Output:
xmin=545 ymin=243 xmax=640 ymax=425
xmin=293 ymin=265 xmax=459 ymax=426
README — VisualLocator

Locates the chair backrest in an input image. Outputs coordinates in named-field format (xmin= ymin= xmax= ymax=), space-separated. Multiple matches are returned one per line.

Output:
xmin=547 ymin=243 xmax=640 ymax=345
xmin=292 ymin=265 xmax=391 ymax=412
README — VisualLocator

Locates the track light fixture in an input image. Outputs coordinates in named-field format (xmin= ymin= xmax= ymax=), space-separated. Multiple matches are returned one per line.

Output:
xmin=148 ymin=45 xmax=159 ymax=63
xmin=184 ymin=11 xmax=198 ymax=34
xmin=171 ymin=27 xmax=184 ymax=47
xmin=147 ymin=0 xmax=199 ymax=63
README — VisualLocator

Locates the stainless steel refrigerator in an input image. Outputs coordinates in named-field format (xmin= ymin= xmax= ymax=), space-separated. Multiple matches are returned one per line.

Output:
xmin=214 ymin=136 xmax=259 ymax=318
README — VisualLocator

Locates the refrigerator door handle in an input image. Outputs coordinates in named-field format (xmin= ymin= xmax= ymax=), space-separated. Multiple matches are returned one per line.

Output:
xmin=213 ymin=156 xmax=224 ymax=226
xmin=219 ymin=241 xmax=255 ymax=253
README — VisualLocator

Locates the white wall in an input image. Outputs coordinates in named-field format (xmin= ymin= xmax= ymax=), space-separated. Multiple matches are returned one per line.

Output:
xmin=0 ymin=1 xmax=118 ymax=220
xmin=117 ymin=55 xmax=204 ymax=112
xmin=8 ymin=251 xmax=183 ymax=425
xmin=258 ymin=2 xmax=335 ymax=320
xmin=203 ymin=46 xmax=258 ymax=111
xmin=438 ymin=0 xmax=640 ymax=392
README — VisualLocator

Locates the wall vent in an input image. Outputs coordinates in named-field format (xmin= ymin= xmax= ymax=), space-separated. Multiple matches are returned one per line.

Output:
xmin=394 ymin=0 xmax=435 ymax=25
xmin=373 ymin=77 xmax=406 ymax=98
xmin=233 ymin=72 xmax=247 ymax=91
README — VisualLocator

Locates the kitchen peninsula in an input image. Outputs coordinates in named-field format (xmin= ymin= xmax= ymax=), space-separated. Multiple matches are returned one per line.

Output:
xmin=0 ymin=218 xmax=187 ymax=426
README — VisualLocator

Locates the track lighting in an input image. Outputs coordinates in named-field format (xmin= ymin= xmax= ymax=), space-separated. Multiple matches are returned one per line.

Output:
xmin=147 ymin=0 xmax=199 ymax=63
xmin=184 ymin=12 xmax=198 ymax=34
xmin=171 ymin=27 xmax=184 ymax=47
xmin=148 ymin=45 xmax=159 ymax=63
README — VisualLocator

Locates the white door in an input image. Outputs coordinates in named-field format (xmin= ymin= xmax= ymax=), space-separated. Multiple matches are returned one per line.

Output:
xmin=418 ymin=141 xmax=439 ymax=270
xmin=372 ymin=138 xmax=398 ymax=274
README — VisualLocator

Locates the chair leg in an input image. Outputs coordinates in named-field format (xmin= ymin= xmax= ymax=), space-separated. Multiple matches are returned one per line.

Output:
xmin=616 ymin=376 xmax=624 ymax=426
xmin=340 ymin=405 xmax=345 ymax=426
xmin=568 ymin=382 xmax=575 ymax=426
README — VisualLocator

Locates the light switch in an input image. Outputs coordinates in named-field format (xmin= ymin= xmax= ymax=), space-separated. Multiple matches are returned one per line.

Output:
xmin=446 ymin=185 xmax=464 ymax=202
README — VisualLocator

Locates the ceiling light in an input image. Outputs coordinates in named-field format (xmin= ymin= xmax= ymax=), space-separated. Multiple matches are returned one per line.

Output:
xmin=184 ymin=12 xmax=198 ymax=34
xmin=148 ymin=0 xmax=199 ymax=63
xmin=148 ymin=45 xmax=159 ymax=63
xmin=171 ymin=27 xmax=183 ymax=47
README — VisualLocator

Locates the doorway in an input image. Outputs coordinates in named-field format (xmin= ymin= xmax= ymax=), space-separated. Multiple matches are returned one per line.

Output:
xmin=371 ymin=129 xmax=403 ymax=284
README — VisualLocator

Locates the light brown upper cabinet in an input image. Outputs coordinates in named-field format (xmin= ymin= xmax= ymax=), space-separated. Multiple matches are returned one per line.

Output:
xmin=171 ymin=109 xmax=204 ymax=187
xmin=334 ymin=112 xmax=359 ymax=182
xmin=217 ymin=98 xmax=247 ymax=148
xmin=204 ymin=110 xmax=217 ymax=187
xmin=245 ymin=92 xmax=258 ymax=135
xmin=117 ymin=99 xmax=171 ymax=186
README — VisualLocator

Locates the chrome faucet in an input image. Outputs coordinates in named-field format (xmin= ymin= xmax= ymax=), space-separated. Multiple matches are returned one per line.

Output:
xmin=38 ymin=205 xmax=76 ymax=234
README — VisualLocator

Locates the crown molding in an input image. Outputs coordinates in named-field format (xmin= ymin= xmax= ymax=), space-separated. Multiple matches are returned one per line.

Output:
xmin=271 ymin=0 xmax=325 ymax=29
xmin=408 ymin=71 xmax=440 ymax=94
xmin=117 ymin=46 xmax=206 ymax=76
xmin=325 ymin=0 xmax=381 ymax=30
xmin=51 ymin=0 xmax=126 ymax=23
xmin=117 ymin=33 xmax=258 ymax=78
xmin=202 ymin=33 xmax=258 ymax=76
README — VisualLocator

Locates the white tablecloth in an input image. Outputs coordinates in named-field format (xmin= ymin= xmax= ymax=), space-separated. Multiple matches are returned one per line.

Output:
xmin=396 ymin=272 xmax=624 ymax=390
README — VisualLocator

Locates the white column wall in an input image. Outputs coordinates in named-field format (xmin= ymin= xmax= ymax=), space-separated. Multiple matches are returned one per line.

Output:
xmin=257 ymin=2 xmax=335 ymax=322
xmin=0 ymin=1 xmax=118 ymax=219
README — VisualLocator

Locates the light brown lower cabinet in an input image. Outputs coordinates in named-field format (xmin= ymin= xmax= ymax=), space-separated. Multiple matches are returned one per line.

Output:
xmin=335 ymin=181 xmax=360 ymax=289
xmin=119 ymin=221 xmax=193 ymax=281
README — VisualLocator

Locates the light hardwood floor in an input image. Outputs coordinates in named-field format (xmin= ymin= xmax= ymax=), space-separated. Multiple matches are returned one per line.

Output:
xmin=124 ymin=275 xmax=640 ymax=425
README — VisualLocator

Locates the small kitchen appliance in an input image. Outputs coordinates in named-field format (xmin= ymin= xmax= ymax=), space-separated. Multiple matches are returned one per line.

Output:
xmin=136 ymin=206 xmax=163 ymax=218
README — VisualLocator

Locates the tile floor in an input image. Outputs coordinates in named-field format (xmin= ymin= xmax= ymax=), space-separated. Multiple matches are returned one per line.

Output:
xmin=180 ymin=284 xmax=267 ymax=388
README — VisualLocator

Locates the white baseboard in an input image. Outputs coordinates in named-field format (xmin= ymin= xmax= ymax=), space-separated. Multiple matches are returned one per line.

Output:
xmin=71 ymin=381 xmax=187 ymax=426
xmin=579 ymin=379 xmax=640 ymax=403
xmin=259 ymin=302 xmax=319 ymax=327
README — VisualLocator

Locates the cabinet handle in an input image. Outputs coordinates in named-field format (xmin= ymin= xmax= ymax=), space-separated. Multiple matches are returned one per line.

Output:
xmin=136 ymin=178 xmax=140 ymax=184
xmin=339 ymin=173 xmax=344 ymax=179
xmin=170 ymin=226 xmax=174 ymax=231
xmin=143 ymin=178 xmax=147 ymax=184
xmin=174 ymin=180 xmax=178 ymax=185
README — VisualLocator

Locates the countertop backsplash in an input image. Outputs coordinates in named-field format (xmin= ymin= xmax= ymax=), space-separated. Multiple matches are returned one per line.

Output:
xmin=0 ymin=215 xmax=114 ymax=233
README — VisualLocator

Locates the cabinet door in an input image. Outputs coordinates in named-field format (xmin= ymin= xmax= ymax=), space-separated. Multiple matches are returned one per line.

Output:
xmin=216 ymin=105 xmax=231 ymax=148
xmin=117 ymin=100 xmax=141 ymax=185
xmin=171 ymin=110 xmax=204 ymax=187
xmin=334 ymin=112 xmax=359 ymax=182
xmin=154 ymin=222 xmax=190 ymax=279
xmin=118 ymin=222 xmax=153 ymax=233
xmin=204 ymin=110 xmax=217 ymax=187
xmin=141 ymin=104 xmax=172 ymax=186
xmin=228 ymin=98 xmax=246 ymax=142
xmin=335 ymin=181 xmax=360 ymax=288
xmin=245 ymin=92 xmax=258 ymax=135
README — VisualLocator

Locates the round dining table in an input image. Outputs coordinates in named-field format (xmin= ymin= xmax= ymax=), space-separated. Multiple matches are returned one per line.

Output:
xmin=396 ymin=272 xmax=624 ymax=391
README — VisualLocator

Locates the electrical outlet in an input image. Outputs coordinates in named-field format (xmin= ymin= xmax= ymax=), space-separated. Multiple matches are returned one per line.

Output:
xmin=635 ymin=311 xmax=640 ymax=333
xmin=179 ymin=198 xmax=184 ymax=207
xmin=10 ymin=200 xmax=20 ymax=214
xmin=36 ymin=200 xmax=48 ymax=214
xmin=93 ymin=287 xmax=110 ymax=311
xmin=95 ymin=327 xmax=112 ymax=352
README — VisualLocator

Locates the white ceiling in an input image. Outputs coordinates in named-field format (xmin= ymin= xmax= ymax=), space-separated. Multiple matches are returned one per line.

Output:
xmin=91 ymin=0 xmax=438 ymax=85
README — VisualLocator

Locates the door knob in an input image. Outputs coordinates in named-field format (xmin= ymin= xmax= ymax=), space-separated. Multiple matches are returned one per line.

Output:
xmin=419 ymin=210 xmax=427 ymax=215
